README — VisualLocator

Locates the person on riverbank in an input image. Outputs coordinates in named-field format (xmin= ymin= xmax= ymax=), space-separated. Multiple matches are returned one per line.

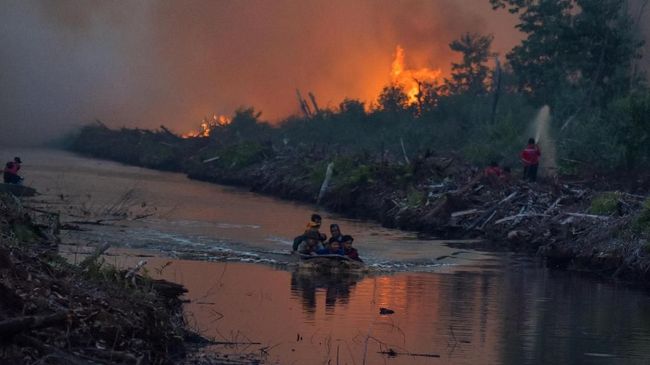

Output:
xmin=316 ymin=240 xmax=345 ymax=255
xmin=297 ymin=230 xmax=323 ymax=255
xmin=520 ymin=138 xmax=541 ymax=182
xmin=483 ymin=161 xmax=503 ymax=186
xmin=342 ymin=235 xmax=362 ymax=262
xmin=3 ymin=157 xmax=23 ymax=184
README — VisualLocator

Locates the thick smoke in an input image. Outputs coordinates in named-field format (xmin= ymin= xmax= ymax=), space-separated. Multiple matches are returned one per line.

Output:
xmin=0 ymin=0 xmax=539 ymax=146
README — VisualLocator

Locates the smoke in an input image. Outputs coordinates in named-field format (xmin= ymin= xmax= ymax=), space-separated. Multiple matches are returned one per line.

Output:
xmin=2 ymin=0 xmax=523 ymax=146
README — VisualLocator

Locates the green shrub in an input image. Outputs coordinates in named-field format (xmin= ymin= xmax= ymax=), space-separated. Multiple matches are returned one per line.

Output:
xmin=406 ymin=187 xmax=425 ymax=207
xmin=589 ymin=192 xmax=622 ymax=215
xmin=633 ymin=198 xmax=650 ymax=233
xmin=217 ymin=142 xmax=267 ymax=169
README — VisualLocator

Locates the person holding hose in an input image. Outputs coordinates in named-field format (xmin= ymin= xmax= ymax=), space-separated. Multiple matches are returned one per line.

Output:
xmin=520 ymin=138 xmax=541 ymax=182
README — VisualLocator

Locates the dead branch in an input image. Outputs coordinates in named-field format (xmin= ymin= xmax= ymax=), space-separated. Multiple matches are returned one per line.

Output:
xmin=79 ymin=242 xmax=111 ymax=269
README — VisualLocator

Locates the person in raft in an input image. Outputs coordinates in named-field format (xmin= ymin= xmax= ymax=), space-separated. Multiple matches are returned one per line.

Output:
xmin=3 ymin=157 xmax=23 ymax=184
xmin=520 ymin=138 xmax=541 ymax=182
xmin=296 ymin=230 xmax=324 ymax=255
xmin=342 ymin=235 xmax=362 ymax=262
xmin=292 ymin=213 xmax=327 ymax=251
xmin=316 ymin=239 xmax=345 ymax=255
xmin=327 ymin=223 xmax=344 ymax=248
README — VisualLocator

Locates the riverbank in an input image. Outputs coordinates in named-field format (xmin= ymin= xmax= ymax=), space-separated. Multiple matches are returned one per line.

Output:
xmin=67 ymin=123 xmax=650 ymax=284
xmin=0 ymin=192 xmax=245 ymax=364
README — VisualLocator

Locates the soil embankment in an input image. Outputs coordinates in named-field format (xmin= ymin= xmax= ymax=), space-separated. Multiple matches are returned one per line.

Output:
xmin=68 ymin=124 xmax=650 ymax=284
xmin=0 ymin=193 xmax=243 ymax=364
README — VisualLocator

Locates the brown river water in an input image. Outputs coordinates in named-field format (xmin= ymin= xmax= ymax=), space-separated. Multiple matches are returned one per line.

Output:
xmin=6 ymin=149 xmax=650 ymax=364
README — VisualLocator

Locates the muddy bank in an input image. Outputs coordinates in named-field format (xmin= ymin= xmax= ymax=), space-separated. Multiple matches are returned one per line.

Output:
xmin=0 ymin=193 xmax=243 ymax=364
xmin=68 ymin=124 xmax=650 ymax=284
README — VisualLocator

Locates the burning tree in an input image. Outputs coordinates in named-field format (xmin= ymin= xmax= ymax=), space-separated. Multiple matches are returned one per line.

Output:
xmin=181 ymin=114 xmax=231 ymax=139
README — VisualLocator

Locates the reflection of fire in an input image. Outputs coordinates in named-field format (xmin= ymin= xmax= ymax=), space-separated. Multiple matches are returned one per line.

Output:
xmin=390 ymin=45 xmax=442 ymax=104
xmin=181 ymin=114 xmax=231 ymax=138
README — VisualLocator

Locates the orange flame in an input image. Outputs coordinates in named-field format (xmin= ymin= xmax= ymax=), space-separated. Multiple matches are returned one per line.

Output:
xmin=390 ymin=45 xmax=442 ymax=104
xmin=181 ymin=114 xmax=231 ymax=138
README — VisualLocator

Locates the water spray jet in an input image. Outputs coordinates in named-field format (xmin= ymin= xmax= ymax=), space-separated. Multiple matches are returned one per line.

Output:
xmin=530 ymin=105 xmax=557 ymax=178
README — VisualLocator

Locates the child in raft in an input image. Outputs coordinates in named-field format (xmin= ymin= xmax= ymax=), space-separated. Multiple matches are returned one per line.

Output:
xmin=296 ymin=230 xmax=324 ymax=255
xmin=316 ymin=240 xmax=345 ymax=255
xmin=292 ymin=213 xmax=327 ymax=252
xmin=342 ymin=235 xmax=362 ymax=262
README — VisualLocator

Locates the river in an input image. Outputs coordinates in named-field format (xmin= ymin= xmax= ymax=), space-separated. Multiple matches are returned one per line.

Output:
xmin=8 ymin=149 xmax=650 ymax=364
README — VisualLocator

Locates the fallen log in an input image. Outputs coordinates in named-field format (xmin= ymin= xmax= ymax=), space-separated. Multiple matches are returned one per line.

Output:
xmin=0 ymin=312 xmax=68 ymax=339
xmin=202 ymin=156 xmax=220 ymax=163
xmin=565 ymin=213 xmax=611 ymax=220
xmin=451 ymin=209 xmax=479 ymax=218
xmin=15 ymin=334 xmax=87 ymax=365
xmin=544 ymin=197 xmax=563 ymax=215
xmin=468 ymin=191 xmax=519 ymax=230
xmin=495 ymin=213 xmax=548 ymax=225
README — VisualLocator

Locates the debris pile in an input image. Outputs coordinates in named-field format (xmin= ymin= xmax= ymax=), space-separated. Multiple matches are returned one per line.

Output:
xmin=0 ymin=193 xmax=197 ymax=364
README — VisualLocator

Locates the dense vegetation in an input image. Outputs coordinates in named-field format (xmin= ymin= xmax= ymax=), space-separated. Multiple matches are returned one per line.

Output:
xmin=81 ymin=0 xmax=638 ymax=176
xmin=68 ymin=0 xmax=649 ymax=177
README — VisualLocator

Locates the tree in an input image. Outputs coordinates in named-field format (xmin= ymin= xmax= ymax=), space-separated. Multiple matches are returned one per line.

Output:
xmin=339 ymin=98 xmax=366 ymax=118
xmin=225 ymin=106 xmax=265 ymax=139
xmin=377 ymin=84 xmax=409 ymax=114
xmin=490 ymin=0 xmax=643 ymax=108
xmin=612 ymin=91 xmax=650 ymax=169
xmin=446 ymin=33 xmax=495 ymax=95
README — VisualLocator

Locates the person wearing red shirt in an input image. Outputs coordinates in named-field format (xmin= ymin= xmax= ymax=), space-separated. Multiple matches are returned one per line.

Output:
xmin=3 ymin=157 xmax=22 ymax=184
xmin=483 ymin=161 xmax=503 ymax=186
xmin=520 ymin=138 xmax=541 ymax=182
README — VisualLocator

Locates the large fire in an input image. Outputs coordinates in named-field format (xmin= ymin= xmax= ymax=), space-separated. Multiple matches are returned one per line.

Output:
xmin=180 ymin=45 xmax=441 ymax=137
xmin=390 ymin=45 xmax=442 ymax=104
xmin=181 ymin=114 xmax=231 ymax=138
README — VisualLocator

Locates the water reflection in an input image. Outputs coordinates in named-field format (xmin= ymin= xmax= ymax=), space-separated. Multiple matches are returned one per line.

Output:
xmin=290 ymin=269 xmax=363 ymax=317
xmin=60 ymin=247 xmax=650 ymax=364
